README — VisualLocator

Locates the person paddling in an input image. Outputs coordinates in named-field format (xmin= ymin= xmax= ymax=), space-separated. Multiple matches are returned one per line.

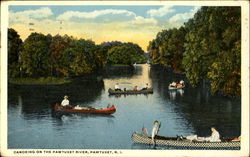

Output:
xmin=151 ymin=120 xmax=160 ymax=147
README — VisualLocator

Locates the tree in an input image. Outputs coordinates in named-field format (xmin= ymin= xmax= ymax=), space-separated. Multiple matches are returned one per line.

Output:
xmin=20 ymin=33 xmax=51 ymax=77
xmin=147 ymin=39 xmax=160 ymax=64
xmin=8 ymin=28 xmax=23 ymax=77
xmin=107 ymin=43 xmax=147 ymax=65
xmin=207 ymin=7 xmax=241 ymax=95
xmin=95 ymin=41 xmax=123 ymax=67
xmin=59 ymin=39 xmax=98 ymax=76
xmin=148 ymin=7 xmax=241 ymax=96
xmin=49 ymin=34 xmax=73 ymax=76
xmin=148 ymin=27 xmax=186 ymax=72
xmin=183 ymin=7 xmax=241 ymax=95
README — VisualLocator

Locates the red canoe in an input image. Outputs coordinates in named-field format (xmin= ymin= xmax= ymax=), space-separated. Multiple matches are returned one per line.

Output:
xmin=54 ymin=104 xmax=116 ymax=114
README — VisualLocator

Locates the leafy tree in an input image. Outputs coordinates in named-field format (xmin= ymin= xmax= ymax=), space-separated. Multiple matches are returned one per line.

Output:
xmin=95 ymin=41 xmax=123 ymax=67
xmin=207 ymin=7 xmax=241 ymax=95
xmin=147 ymin=39 xmax=160 ymax=64
xmin=148 ymin=7 xmax=241 ymax=96
xmin=183 ymin=8 xmax=218 ymax=86
xmin=148 ymin=27 xmax=186 ymax=72
xmin=183 ymin=7 xmax=241 ymax=95
xmin=107 ymin=43 xmax=147 ymax=65
xmin=49 ymin=34 xmax=73 ymax=76
xmin=20 ymin=33 xmax=51 ymax=77
xmin=8 ymin=28 xmax=23 ymax=77
xmin=59 ymin=39 xmax=98 ymax=76
xmin=159 ymin=27 xmax=186 ymax=72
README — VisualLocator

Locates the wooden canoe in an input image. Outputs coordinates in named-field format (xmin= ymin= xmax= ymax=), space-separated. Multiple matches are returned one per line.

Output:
xmin=54 ymin=104 xmax=116 ymax=114
xmin=168 ymin=85 xmax=185 ymax=90
xmin=131 ymin=132 xmax=240 ymax=149
xmin=108 ymin=88 xmax=153 ymax=95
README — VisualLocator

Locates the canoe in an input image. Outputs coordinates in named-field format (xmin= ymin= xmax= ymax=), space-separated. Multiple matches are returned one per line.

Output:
xmin=131 ymin=132 xmax=240 ymax=149
xmin=108 ymin=88 xmax=153 ymax=95
xmin=54 ymin=104 xmax=116 ymax=114
xmin=168 ymin=85 xmax=185 ymax=90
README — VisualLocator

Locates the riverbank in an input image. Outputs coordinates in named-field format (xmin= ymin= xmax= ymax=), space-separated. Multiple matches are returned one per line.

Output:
xmin=8 ymin=77 xmax=71 ymax=85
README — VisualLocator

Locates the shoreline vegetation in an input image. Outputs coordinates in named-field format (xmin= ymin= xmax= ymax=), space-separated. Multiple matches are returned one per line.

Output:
xmin=8 ymin=7 xmax=240 ymax=96
xmin=9 ymin=77 xmax=71 ymax=85
xmin=8 ymin=64 xmax=137 ymax=85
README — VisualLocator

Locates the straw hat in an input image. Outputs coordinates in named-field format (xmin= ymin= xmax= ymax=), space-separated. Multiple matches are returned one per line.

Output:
xmin=64 ymin=95 xmax=68 ymax=99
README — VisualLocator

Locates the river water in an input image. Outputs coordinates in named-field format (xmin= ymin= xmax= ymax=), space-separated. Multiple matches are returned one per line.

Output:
xmin=8 ymin=64 xmax=241 ymax=149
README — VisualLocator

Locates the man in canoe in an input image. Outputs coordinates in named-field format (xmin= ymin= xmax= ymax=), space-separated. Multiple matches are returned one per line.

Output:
xmin=61 ymin=95 xmax=72 ymax=109
xmin=206 ymin=127 xmax=221 ymax=142
xmin=141 ymin=83 xmax=149 ymax=90
xmin=133 ymin=86 xmax=138 ymax=91
xmin=180 ymin=80 xmax=184 ymax=86
xmin=170 ymin=82 xmax=177 ymax=87
xmin=186 ymin=127 xmax=221 ymax=142
xmin=115 ymin=83 xmax=121 ymax=91
xmin=176 ymin=80 xmax=185 ymax=87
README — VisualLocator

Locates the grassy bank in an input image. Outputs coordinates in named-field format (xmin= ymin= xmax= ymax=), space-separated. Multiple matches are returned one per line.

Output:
xmin=9 ymin=77 xmax=71 ymax=85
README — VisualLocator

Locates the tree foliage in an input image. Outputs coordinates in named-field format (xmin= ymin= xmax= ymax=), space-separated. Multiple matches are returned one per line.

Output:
xmin=8 ymin=28 xmax=23 ymax=77
xmin=20 ymin=33 xmax=51 ymax=77
xmin=49 ymin=34 xmax=73 ymax=76
xmin=148 ymin=7 xmax=241 ymax=96
xmin=206 ymin=7 xmax=241 ymax=96
xmin=8 ymin=30 xmax=146 ymax=78
xmin=59 ymin=39 xmax=98 ymax=76
xmin=107 ymin=42 xmax=147 ymax=65
xmin=148 ymin=27 xmax=186 ymax=72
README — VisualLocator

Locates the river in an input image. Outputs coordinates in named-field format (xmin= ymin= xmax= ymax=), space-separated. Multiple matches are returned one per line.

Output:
xmin=8 ymin=64 xmax=241 ymax=149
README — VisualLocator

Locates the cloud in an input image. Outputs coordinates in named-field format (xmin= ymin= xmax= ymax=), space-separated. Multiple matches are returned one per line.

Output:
xmin=131 ymin=16 xmax=157 ymax=25
xmin=147 ymin=6 xmax=175 ymax=17
xmin=169 ymin=6 xmax=200 ymax=22
xmin=57 ymin=9 xmax=136 ymax=21
xmin=9 ymin=7 xmax=53 ymax=20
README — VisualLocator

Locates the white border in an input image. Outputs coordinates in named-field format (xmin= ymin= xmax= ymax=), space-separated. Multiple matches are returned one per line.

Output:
xmin=1 ymin=1 xmax=249 ymax=157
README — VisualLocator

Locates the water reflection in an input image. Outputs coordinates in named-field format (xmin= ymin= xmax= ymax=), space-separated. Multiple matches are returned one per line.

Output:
xmin=177 ymin=89 xmax=184 ymax=96
xmin=102 ymin=65 xmax=140 ymax=79
xmin=169 ymin=91 xmax=177 ymax=100
xmin=51 ymin=111 xmax=115 ymax=120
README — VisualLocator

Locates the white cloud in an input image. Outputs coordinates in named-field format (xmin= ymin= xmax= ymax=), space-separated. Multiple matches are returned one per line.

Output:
xmin=147 ymin=6 xmax=175 ymax=17
xmin=9 ymin=7 xmax=53 ymax=20
xmin=131 ymin=16 xmax=157 ymax=25
xmin=57 ymin=9 xmax=136 ymax=21
xmin=169 ymin=6 xmax=200 ymax=22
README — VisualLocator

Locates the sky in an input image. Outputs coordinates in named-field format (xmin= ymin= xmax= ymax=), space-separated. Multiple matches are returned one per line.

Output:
xmin=9 ymin=5 xmax=200 ymax=51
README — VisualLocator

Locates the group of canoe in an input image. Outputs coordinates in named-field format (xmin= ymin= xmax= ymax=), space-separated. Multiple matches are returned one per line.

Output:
xmin=108 ymin=88 xmax=153 ymax=95
xmin=109 ymin=80 xmax=185 ymax=95
xmin=54 ymin=84 xmax=153 ymax=114
xmin=53 ymin=82 xmax=240 ymax=149
xmin=54 ymin=80 xmax=185 ymax=114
